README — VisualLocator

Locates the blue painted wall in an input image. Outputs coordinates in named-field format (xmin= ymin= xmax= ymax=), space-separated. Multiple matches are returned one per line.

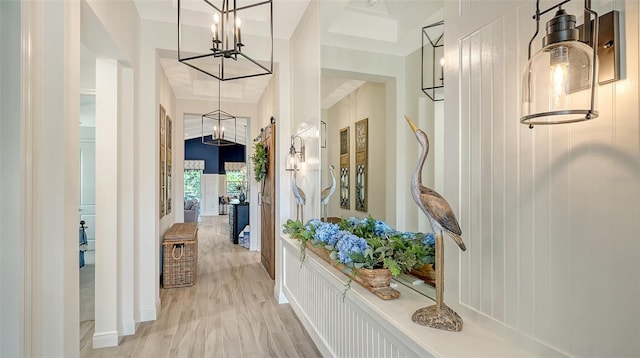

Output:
xmin=184 ymin=137 xmax=245 ymax=174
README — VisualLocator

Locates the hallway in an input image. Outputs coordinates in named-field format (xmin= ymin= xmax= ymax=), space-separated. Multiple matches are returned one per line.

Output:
xmin=81 ymin=215 xmax=321 ymax=357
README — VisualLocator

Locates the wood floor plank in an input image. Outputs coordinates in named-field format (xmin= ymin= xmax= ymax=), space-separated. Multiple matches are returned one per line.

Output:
xmin=271 ymin=330 xmax=299 ymax=358
xmin=251 ymin=322 xmax=280 ymax=358
xmin=80 ymin=215 xmax=320 ymax=358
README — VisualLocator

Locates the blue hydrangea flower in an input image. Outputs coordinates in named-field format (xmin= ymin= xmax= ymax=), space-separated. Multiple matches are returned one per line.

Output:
xmin=346 ymin=217 xmax=360 ymax=227
xmin=423 ymin=232 xmax=435 ymax=246
xmin=401 ymin=231 xmax=417 ymax=240
xmin=314 ymin=223 xmax=340 ymax=245
xmin=373 ymin=220 xmax=394 ymax=237
xmin=335 ymin=233 xmax=369 ymax=265
xmin=305 ymin=219 xmax=323 ymax=231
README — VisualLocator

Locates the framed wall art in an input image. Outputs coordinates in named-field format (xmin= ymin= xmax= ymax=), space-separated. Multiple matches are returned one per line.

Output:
xmin=355 ymin=118 xmax=368 ymax=212
xmin=339 ymin=127 xmax=350 ymax=209
xmin=321 ymin=120 xmax=327 ymax=148
xmin=166 ymin=115 xmax=173 ymax=214
xmin=159 ymin=105 xmax=166 ymax=218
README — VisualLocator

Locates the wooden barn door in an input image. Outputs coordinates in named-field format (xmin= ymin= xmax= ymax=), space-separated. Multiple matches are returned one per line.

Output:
xmin=260 ymin=123 xmax=276 ymax=279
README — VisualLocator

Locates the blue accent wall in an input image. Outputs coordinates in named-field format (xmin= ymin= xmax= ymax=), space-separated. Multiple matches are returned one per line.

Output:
xmin=184 ymin=137 xmax=245 ymax=174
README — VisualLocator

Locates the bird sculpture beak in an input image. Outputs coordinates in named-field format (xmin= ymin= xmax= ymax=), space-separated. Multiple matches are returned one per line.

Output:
xmin=404 ymin=115 xmax=419 ymax=133
xmin=453 ymin=235 xmax=467 ymax=252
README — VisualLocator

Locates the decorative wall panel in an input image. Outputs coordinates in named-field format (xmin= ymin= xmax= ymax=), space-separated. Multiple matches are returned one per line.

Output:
xmin=282 ymin=240 xmax=432 ymax=357
xmin=449 ymin=0 xmax=640 ymax=355
xmin=339 ymin=127 xmax=350 ymax=209
xmin=355 ymin=118 xmax=368 ymax=212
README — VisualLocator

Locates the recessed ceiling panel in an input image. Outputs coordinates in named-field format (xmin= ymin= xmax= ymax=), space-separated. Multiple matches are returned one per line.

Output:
xmin=329 ymin=10 xmax=397 ymax=43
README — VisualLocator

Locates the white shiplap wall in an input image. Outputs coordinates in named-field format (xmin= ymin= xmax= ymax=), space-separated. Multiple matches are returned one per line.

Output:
xmin=446 ymin=0 xmax=640 ymax=356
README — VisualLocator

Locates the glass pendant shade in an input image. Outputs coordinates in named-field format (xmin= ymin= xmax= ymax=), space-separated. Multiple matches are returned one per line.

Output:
xmin=521 ymin=40 xmax=598 ymax=125
xmin=285 ymin=135 xmax=304 ymax=171
xmin=285 ymin=148 xmax=298 ymax=171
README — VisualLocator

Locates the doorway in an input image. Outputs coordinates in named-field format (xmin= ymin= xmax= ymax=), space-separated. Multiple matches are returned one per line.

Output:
xmin=79 ymin=93 xmax=96 ymax=327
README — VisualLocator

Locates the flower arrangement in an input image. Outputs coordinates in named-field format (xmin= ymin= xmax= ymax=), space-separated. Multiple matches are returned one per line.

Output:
xmin=251 ymin=142 xmax=267 ymax=182
xmin=283 ymin=217 xmax=435 ymax=279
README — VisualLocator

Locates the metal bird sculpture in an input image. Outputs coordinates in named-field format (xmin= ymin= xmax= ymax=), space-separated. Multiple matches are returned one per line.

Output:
xmin=292 ymin=169 xmax=306 ymax=222
xmin=321 ymin=165 xmax=336 ymax=222
xmin=404 ymin=115 xmax=466 ymax=332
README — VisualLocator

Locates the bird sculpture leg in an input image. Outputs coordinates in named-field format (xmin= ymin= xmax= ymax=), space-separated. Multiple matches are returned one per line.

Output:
xmin=411 ymin=230 xmax=463 ymax=331
xmin=322 ymin=203 xmax=328 ymax=223
xmin=296 ymin=204 xmax=304 ymax=223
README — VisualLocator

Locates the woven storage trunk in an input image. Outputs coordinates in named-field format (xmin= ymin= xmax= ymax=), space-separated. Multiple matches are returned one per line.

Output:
xmin=163 ymin=222 xmax=198 ymax=288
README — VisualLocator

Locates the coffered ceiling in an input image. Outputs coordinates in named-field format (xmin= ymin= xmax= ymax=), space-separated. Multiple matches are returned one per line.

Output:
xmin=131 ymin=0 xmax=443 ymax=137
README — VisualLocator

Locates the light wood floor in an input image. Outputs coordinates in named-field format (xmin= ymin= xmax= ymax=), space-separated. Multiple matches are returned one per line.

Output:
xmin=81 ymin=215 xmax=322 ymax=358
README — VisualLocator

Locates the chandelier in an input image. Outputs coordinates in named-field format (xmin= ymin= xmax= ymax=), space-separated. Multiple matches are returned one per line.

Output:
xmin=178 ymin=0 xmax=273 ymax=81
xmin=202 ymin=71 xmax=238 ymax=146
xmin=421 ymin=20 xmax=444 ymax=102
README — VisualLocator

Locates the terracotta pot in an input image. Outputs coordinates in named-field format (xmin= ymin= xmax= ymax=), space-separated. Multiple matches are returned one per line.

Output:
xmin=303 ymin=242 xmax=399 ymax=299
xmin=410 ymin=263 xmax=436 ymax=286
xmin=352 ymin=267 xmax=392 ymax=289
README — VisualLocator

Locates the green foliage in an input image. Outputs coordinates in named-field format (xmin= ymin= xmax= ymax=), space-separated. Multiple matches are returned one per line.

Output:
xmin=183 ymin=170 xmax=201 ymax=200
xmin=282 ymin=219 xmax=313 ymax=264
xmin=283 ymin=217 xmax=436 ymax=276
xmin=251 ymin=142 xmax=267 ymax=182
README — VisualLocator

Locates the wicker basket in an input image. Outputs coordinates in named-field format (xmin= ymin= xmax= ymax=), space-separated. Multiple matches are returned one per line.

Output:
xmin=163 ymin=223 xmax=198 ymax=288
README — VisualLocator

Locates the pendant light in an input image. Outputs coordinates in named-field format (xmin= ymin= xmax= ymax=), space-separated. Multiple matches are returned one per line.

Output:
xmin=521 ymin=0 xmax=600 ymax=127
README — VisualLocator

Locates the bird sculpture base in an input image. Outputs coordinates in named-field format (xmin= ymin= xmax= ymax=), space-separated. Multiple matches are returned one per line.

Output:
xmin=412 ymin=303 xmax=463 ymax=332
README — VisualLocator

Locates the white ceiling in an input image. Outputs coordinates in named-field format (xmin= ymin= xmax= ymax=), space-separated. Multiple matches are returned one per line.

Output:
xmin=132 ymin=0 xmax=443 ymax=137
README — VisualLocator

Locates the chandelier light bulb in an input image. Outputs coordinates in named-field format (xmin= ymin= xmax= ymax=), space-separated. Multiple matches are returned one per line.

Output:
xmin=213 ymin=13 xmax=220 ymax=24
xmin=235 ymin=16 xmax=242 ymax=46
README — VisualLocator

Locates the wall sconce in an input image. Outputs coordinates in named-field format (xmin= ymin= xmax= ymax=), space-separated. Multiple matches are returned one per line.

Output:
xmin=285 ymin=135 xmax=305 ymax=171
xmin=422 ymin=20 xmax=444 ymax=102
xmin=521 ymin=0 xmax=620 ymax=128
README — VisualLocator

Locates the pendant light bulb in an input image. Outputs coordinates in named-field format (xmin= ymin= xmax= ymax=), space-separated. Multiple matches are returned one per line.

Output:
xmin=549 ymin=45 xmax=569 ymax=102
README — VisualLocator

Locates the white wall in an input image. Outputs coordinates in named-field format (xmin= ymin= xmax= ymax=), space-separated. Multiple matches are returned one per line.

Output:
xmin=0 ymin=1 xmax=25 ymax=356
xmin=290 ymin=2 xmax=322 ymax=224
xmin=158 ymin=59 xmax=177 ymax=252
xmin=251 ymin=72 xmax=279 ymax=252
xmin=277 ymin=0 xmax=321 ymax=303
xmin=445 ymin=0 xmax=640 ymax=355
xmin=8 ymin=1 xmax=82 ymax=355
xmin=82 ymin=0 xmax=140 ymax=346
xmin=325 ymin=82 xmax=386 ymax=219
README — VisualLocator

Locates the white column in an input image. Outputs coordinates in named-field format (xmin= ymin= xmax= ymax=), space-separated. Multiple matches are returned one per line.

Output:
xmin=1 ymin=1 xmax=26 ymax=356
xmin=22 ymin=0 xmax=81 ymax=355
xmin=135 ymin=25 xmax=160 ymax=322
xmin=118 ymin=65 xmax=136 ymax=336
xmin=94 ymin=58 xmax=119 ymax=348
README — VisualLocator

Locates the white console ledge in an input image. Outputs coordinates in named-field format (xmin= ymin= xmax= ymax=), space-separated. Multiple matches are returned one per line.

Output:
xmin=281 ymin=235 xmax=534 ymax=357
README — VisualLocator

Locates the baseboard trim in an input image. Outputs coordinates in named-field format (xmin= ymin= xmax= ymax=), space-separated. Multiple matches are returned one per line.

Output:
xmin=121 ymin=320 xmax=135 ymax=336
xmin=140 ymin=297 xmax=161 ymax=322
xmin=92 ymin=330 xmax=119 ymax=349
